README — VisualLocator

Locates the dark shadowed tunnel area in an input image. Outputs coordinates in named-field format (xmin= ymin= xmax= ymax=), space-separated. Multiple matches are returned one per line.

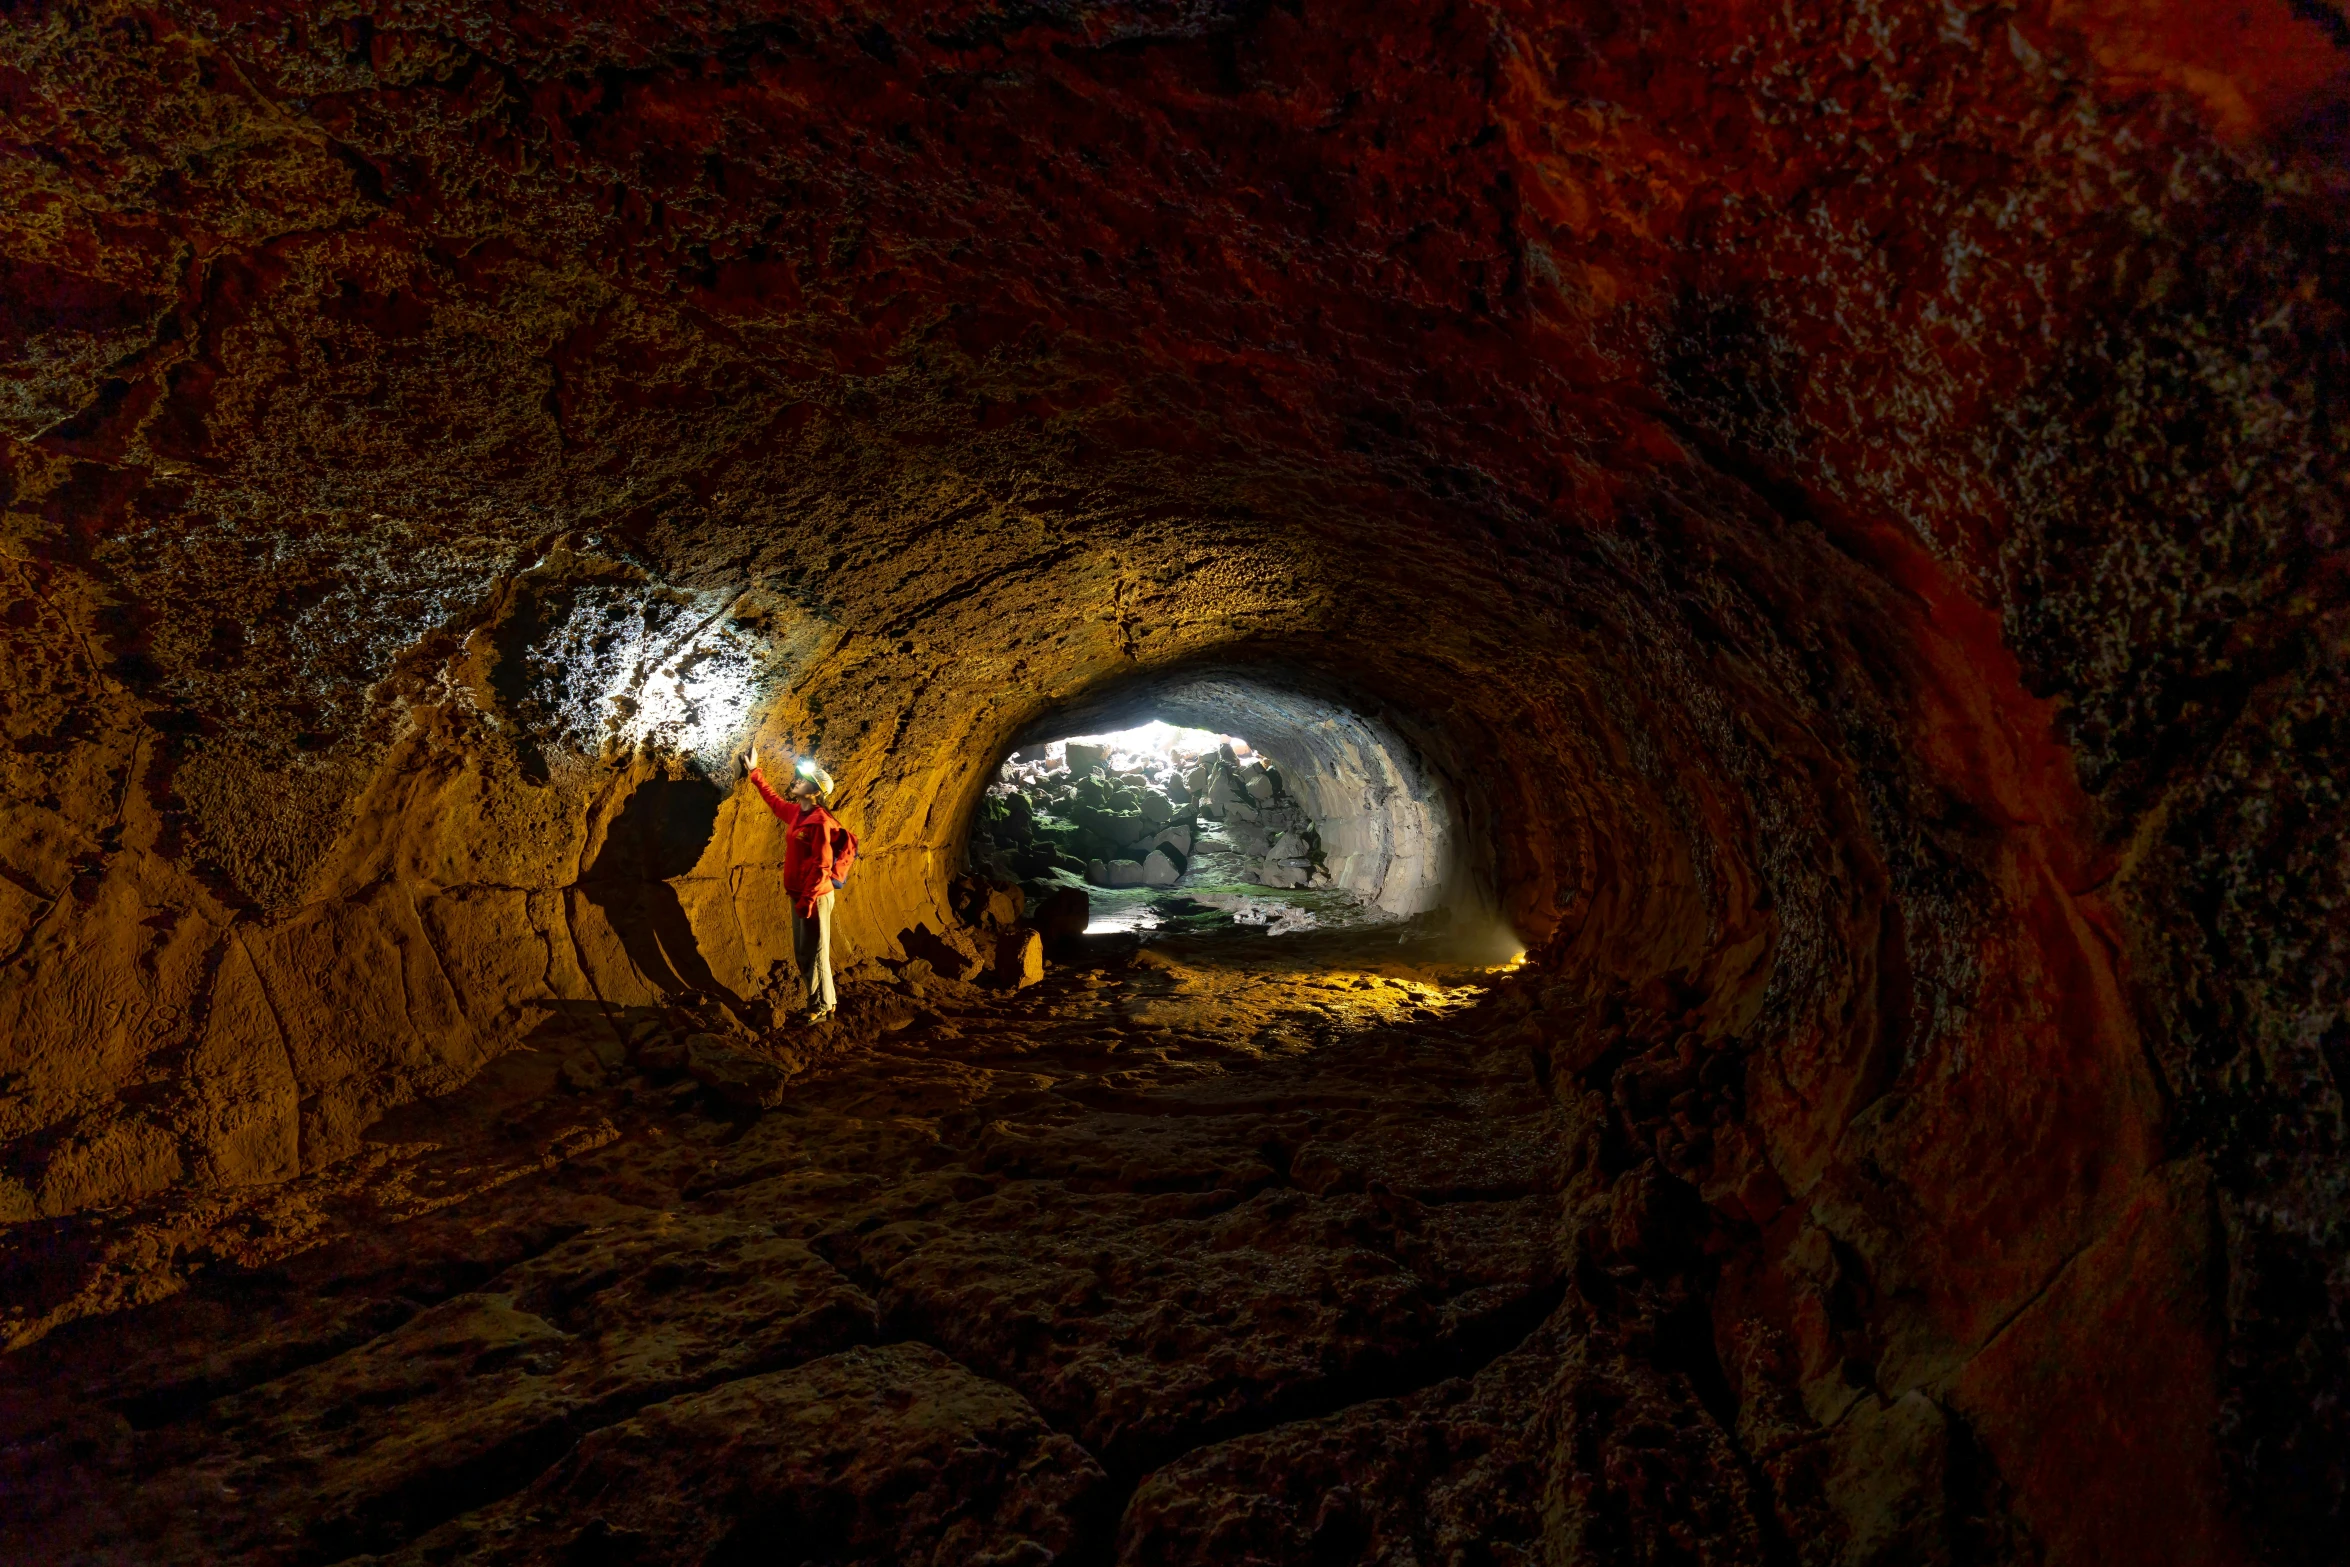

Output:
xmin=1 ymin=3 xmax=2346 ymax=1564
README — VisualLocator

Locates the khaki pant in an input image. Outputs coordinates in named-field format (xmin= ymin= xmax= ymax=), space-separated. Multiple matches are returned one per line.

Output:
xmin=792 ymin=889 xmax=836 ymax=1014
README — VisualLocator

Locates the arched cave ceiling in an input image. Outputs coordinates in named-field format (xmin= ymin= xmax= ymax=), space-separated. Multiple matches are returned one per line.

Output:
xmin=1 ymin=1 xmax=2346 ymax=1562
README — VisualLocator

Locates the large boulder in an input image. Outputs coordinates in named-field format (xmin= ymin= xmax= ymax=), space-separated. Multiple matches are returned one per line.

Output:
xmin=1033 ymin=888 xmax=1089 ymax=951
xmin=993 ymin=928 xmax=1044 ymax=989
xmin=1138 ymin=790 xmax=1173 ymax=825
xmin=1072 ymin=804 xmax=1147 ymax=847
xmin=1244 ymin=773 xmax=1276 ymax=803
xmin=949 ymin=874 xmax=1024 ymax=931
xmin=1063 ymin=742 xmax=1108 ymax=775
xmin=900 ymin=922 xmax=987 ymax=982
xmin=1031 ymin=817 xmax=1093 ymax=858
xmin=1141 ymin=849 xmax=1183 ymax=887
xmin=1152 ymin=825 xmax=1193 ymax=856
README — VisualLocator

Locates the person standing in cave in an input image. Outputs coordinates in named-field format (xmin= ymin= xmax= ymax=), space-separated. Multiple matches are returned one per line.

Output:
xmin=744 ymin=745 xmax=858 ymax=1024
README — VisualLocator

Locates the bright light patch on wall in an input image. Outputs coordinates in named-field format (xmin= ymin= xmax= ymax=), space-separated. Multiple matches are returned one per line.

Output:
xmin=478 ymin=581 xmax=779 ymax=778
xmin=599 ymin=609 xmax=767 ymax=769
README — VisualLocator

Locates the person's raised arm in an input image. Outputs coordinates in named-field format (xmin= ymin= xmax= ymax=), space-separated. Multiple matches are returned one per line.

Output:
xmin=745 ymin=745 xmax=802 ymax=825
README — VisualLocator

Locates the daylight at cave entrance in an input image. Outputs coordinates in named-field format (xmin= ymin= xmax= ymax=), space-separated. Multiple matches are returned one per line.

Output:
xmin=1 ymin=2 xmax=2346 ymax=1563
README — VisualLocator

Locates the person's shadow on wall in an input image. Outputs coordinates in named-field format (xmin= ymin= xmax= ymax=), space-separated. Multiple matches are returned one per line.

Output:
xmin=578 ymin=773 xmax=741 ymax=1005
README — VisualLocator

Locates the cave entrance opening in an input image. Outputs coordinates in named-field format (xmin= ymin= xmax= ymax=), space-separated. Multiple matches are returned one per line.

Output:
xmin=985 ymin=720 xmax=1328 ymax=938
xmin=965 ymin=675 xmax=1472 ymax=952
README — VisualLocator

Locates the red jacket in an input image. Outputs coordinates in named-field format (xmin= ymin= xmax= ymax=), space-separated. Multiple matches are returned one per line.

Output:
xmin=749 ymin=767 xmax=859 ymax=916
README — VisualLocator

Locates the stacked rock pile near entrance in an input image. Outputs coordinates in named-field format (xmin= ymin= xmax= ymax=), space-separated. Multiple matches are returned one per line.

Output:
xmin=1194 ymin=752 xmax=1325 ymax=889
xmin=966 ymin=742 xmax=1330 ymax=899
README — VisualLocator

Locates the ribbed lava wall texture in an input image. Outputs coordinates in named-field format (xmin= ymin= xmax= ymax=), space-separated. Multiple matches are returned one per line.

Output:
xmin=1 ymin=1 xmax=2344 ymax=1561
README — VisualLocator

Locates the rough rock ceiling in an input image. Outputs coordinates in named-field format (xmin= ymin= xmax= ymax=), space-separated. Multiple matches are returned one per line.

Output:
xmin=1 ymin=1 xmax=2345 ymax=1562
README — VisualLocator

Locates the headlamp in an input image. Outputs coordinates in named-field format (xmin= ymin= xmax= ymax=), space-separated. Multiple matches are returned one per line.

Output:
xmin=795 ymin=757 xmax=819 ymax=777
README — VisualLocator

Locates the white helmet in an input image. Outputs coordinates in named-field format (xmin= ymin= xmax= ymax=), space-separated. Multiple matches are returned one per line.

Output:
xmin=794 ymin=756 xmax=836 ymax=798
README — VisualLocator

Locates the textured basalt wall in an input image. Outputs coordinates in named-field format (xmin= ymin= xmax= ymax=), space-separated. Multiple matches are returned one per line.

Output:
xmin=2 ymin=0 xmax=2344 ymax=1560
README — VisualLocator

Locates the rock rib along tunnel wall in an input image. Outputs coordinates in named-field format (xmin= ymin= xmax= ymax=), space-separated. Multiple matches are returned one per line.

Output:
xmin=0 ymin=0 xmax=2345 ymax=1560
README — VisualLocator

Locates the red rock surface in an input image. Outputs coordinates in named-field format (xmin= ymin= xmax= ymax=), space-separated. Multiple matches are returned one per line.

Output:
xmin=2 ymin=0 xmax=2344 ymax=1561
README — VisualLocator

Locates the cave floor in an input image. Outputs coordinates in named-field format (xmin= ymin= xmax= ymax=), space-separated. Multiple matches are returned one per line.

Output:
xmin=1 ymin=929 xmax=1578 ymax=1565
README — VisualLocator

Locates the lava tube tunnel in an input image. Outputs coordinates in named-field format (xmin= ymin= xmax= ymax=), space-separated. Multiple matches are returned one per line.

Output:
xmin=0 ymin=4 xmax=2343 ymax=1565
